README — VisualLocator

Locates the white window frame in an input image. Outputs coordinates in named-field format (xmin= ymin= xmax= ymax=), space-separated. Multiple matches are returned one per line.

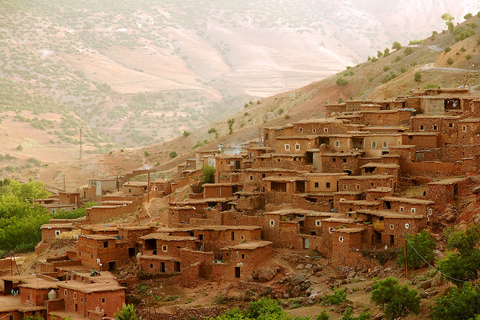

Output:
xmin=162 ymin=245 xmax=167 ymax=252
xmin=295 ymin=143 xmax=301 ymax=151
xmin=329 ymin=227 xmax=334 ymax=234
xmin=383 ymin=141 xmax=388 ymax=148
xmin=270 ymin=220 xmax=275 ymax=227
xmin=284 ymin=144 xmax=290 ymax=151
xmin=334 ymin=140 xmax=340 ymax=147
xmin=371 ymin=141 xmax=377 ymax=149
xmin=315 ymin=220 xmax=321 ymax=227
xmin=339 ymin=236 xmax=344 ymax=242
xmin=411 ymin=208 xmax=416 ymax=214
xmin=55 ymin=230 xmax=61 ymax=236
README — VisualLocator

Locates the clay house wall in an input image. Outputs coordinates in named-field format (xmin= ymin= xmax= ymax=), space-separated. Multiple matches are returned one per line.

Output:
xmin=85 ymin=178 xmax=118 ymax=200
xmin=41 ymin=203 xmax=75 ymax=214
xmin=325 ymin=104 xmax=347 ymax=117
xmin=304 ymin=173 xmax=347 ymax=193
xmin=214 ymin=155 xmax=244 ymax=183
xmin=220 ymin=241 xmax=273 ymax=280
xmin=421 ymin=97 xmax=446 ymax=115
xmin=141 ymin=235 xmax=197 ymax=258
xmin=243 ymin=168 xmax=306 ymax=193
xmin=137 ymin=256 xmax=179 ymax=274
xmin=234 ymin=192 xmax=266 ymax=212
xmin=333 ymin=191 xmax=363 ymax=210
xmin=346 ymin=100 xmax=373 ymax=112
xmin=40 ymin=223 xmax=74 ymax=243
xmin=252 ymin=154 xmax=307 ymax=171
xmin=264 ymin=176 xmax=307 ymax=194
xmin=361 ymin=163 xmax=399 ymax=178
xmin=331 ymin=228 xmax=364 ymax=265
xmin=57 ymin=282 xmax=125 ymax=318
xmin=458 ymin=118 xmax=480 ymax=143
xmin=365 ymin=187 xmax=394 ymax=202
xmin=58 ymin=192 xmax=80 ymax=205
xmin=150 ymin=179 xmax=171 ymax=195
xmin=279 ymin=221 xmax=301 ymax=249
xmin=361 ymin=110 xmax=411 ymax=126
xmin=402 ymin=133 xmax=439 ymax=151
xmin=118 ymin=226 xmax=156 ymax=258
xmin=246 ymin=147 xmax=275 ymax=159
xmin=410 ymin=115 xmax=459 ymax=135
xmin=203 ymin=183 xmax=242 ymax=198
xmin=388 ymin=146 xmax=416 ymax=168
xmin=191 ymin=226 xmax=262 ymax=255
xmin=292 ymin=119 xmax=349 ymax=135
xmin=85 ymin=205 xmax=131 ymax=224
xmin=338 ymin=175 xmax=395 ymax=192
xmin=80 ymin=225 xmax=119 ymax=236
xmin=20 ymin=285 xmax=51 ymax=306
xmin=291 ymin=194 xmax=333 ymax=212
xmin=363 ymin=134 xmax=402 ymax=157
xmin=195 ymin=150 xmax=219 ymax=170
xmin=319 ymin=153 xmax=362 ymax=176
xmin=323 ymin=135 xmax=353 ymax=153
xmin=381 ymin=197 xmax=434 ymax=216
xmin=337 ymin=200 xmax=381 ymax=214
xmin=167 ymin=206 xmax=202 ymax=227
xmin=76 ymin=235 xmax=118 ymax=271
xmin=122 ymin=182 xmax=148 ymax=195
xmin=180 ymin=249 xmax=215 ymax=277
xmin=425 ymin=178 xmax=467 ymax=215
xmin=274 ymin=136 xmax=319 ymax=154
xmin=302 ymin=213 xmax=333 ymax=236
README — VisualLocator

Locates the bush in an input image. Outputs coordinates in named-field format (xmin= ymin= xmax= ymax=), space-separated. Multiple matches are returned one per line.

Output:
xmin=182 ymin=130 xmax=190 ymax=137
xmin=383 ymin=66 xmax=390 ymax=72
xmin=466 ymin=55 xmax=472 ymax=60
xmin=200 ymin=165 xmax=215 ymax=184
xmin=392 ymin=41 xmax=401 ymax=50
xmin=114 ymin=304 xmax=139 ymax=320
xmin=284 ymin=115 xmax=290 ymax=119
xmin=414 ymin=72 xmax=422 ymax=83
xmin=144 ymin=151 xmax=149 ymax=156
xmin=400 ymin=66 xmax=408 ymax=73
xmin=371 ymin=57 xmax=378 ymax=62
xmin=338 ymin=97 xmax=344 ymax=103
xmin=322 ymin=287 xmax=347 ymax=305
xmin=447 ymin=57 xmax=454 ymax=65
xmin=336 ymin=77 xmax=348 ymax=86
xmin=16 ymin=145 xmax=23 ymax=151
xmin=464 ymin=13 xmax=473 ymax=19
xmin=396 ymin=229 xmax=434 ymax=269
xmin=169 ymin=151 xmax=177 ymax=158
xmin=278 ymin=108 xmax=284 ymax=115
xmin=371 ymin=276 xmax=420 ymax=320
xmin=208 ymin=128 xmax=217 ymax=134
xmin=395 ymin=56 xmax=402 ymax=62
xmin=404 ymin=47 xmax=413 ymax=56
xmin=430 ymin=283 xmax=480 ymax=319
xmin=444 ymin=46 xmax=451 ymax=53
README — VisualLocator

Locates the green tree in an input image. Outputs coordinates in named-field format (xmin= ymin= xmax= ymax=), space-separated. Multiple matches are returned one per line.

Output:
xmin=404 ymin=47 xmax=413 ymax=56
xmin=182 ymin=131 xmax=190 ymax=137
xmin=447 ymin=57 xmax=454 ymax=65
xmin=336 ymin=77 xmax=348 ymax=86
xmin=441 ymin=13 xmax=455 ymax=32
xmin=341 ymin=308 xmax=370 ymax=320
xmin=315 ymin=311 xmax=330 ymax=320
xmin=227 ymin=118 xmax=235 ymax=134
xmin=371 ymin=276 xmax=421 ymax=320
xmin=322 ymin=287 xmax=348 ymax=305
xmin=377 ymin=50 xmax=383 ymax=58
xmin=208 ymin=128 xmax=217 ymax=134
xmin=169 ymin=151 xmax=177 ymax=159
xmin=200 ymin=165 xmax=215 ymax=184
xmin=392 ymin=41 xmax=401 ymax=50
xmin=438 ymin=224 xmax=480 ymax=286
xmin=214 ymin=298 xmax=291 ymax=320
xmin=414 ymin=72 xmax=422 ymax=83
xmin=430 ymin=283 xmax=480 ymax=320
xmin=384 ymin=48 xmax=390 ymax=57
xmin=115 ymin=304 xmax=139 ymax=320
xmin=397 ymin=229 xmax=435 ymax=269
xmin=464 ymin=13 xmax=473 ymax=20
xmin=445 ymin=46 xmax=452 ymax=53
xmin=338 ymin=97 xmax=344 ymax=103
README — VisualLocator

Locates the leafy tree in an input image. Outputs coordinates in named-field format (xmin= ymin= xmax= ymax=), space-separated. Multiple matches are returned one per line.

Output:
xmin=441 ymin=13 xmax=455 ymax=32
xmin=169 ymin=151 xmax=177 ymax=159
xmin=438 ymin=224 xmax=480 ymax=286
xmin=336 ymin=77 xmax=348 ymax=86
xmin=414 ymin=72 xmax=422 ymax=83
xmin=404 ymin=47 xmax=413 ymax=56
xmin=208 ymin=128 xmax=217 ymax=134
xmin=214 ymin=298 xmax=291 ymax=320
xmin=397 ymin=229 xmax=435 ymax=269
xmin=445 ymin=46 xmax=452 ymax=53
xmin=227 ymin=118 xmax=235 ymax=134
xmin=392 ymin=41 xmax=401 ymax=50
xmin=430 ymin=283 xmax=480 ymax=320
xmin=115 ymin=304 xmax=139 ymax=320
xmin=464 ymin=13 xmax=473 ymax=20
xmin=341 ymin=308 xmax=370 ymax=320
xmin=200 ymin=165 xmax=215 ymax=184
xmin=338 ymin=97 xmax=344 ymax=103
xmin=377 ymin=50 xmax=383 ymax=58
xmin=182 ymin=131 xmax=190 ymax=137
xmin=384 ymin=48 xmax=390 ymax=57
xmin=371 ymin=276 xmax=420 ymax=320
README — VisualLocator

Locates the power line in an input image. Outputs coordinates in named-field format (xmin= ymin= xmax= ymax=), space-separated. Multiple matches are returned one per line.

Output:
xmin=404 ymin=235 xmax=480 ymax=290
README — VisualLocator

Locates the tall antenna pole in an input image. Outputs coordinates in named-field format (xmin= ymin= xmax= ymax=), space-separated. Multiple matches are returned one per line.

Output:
xmin=79 ymin=127 xmax=83 ymax=159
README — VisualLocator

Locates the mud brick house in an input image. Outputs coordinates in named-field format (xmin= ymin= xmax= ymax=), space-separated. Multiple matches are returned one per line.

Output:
xmin=41 ymin=203 xmax=75 ymax=214
xmin=425 ymin=177 xmax=469 ymax=214
xmin=243 ymin=168 xmax=307 ymax=192
xmin=292 ymin=118 xmax=348 ymax=135
xmin=214 ymin=154 xmax=245 ymax=183
xmin=246 ymin=147 xmax=275 ymax=159
xmin=317 ymin=151 xmax=363 ymax=175
xmin=232 ymin=191 xmax=265 ymax=212
xmin=274 ymin=135 xmax=320 ymax=154
xmin=331 ymin=227 xmax=364 ymax=265
xmin=253 ymin=153 xmax=307 ymax=170
xmin=84 ymin=178 xmax=118 ymax=202
xmin=337 ymin=200 xmax=381 ymax=214
xmin=381 ymin=197 xmax=434 ymax=216
xmin=365 ymin=187 xmax=394 ymax=202
xmin=40 ymin=223 xmax=75 ymax=244
xmin=361 ymin=163 xmax=400 ymax=178
xmin=76 ymin=235 xmax=119 ymax=271
xmin=216 ymin=241 xmax=273 ymax=280
xmin=80 ymin=225 xmax=119 ymax=236
xmin=117 ymin=225 xmax=156 ymax=258
xmin=304 ymin=172 xmax=348 ymax=193
xmin=140 ymin=233 xmax=197 ymax=257
xmin=264 ymin=175 xmax=308 ymax=194
xmin=122 ymin=181 xmax=148 ymax=195
xmin=338 ymin=175 xmax=396 ymax=192
xmin=202 ymin=183 xmax=243 ymax=198
xmin=54 ymin=281 xmax=125 ymax=319
xmin=150 ymin=178 xmax=171 ymax=195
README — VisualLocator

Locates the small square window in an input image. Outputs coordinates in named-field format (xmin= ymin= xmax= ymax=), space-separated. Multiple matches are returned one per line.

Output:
xmin=400 ymin=207 xmax=404 ymax=212
xmin=250 ymin=175 xmax=253 ymax=180
xmin=411 ymin=208 xmax=416 ymax=214
xmin=150 ymin=264 xmax=154 ymax=268
xmin=329 ymin=227 xmax=334 ymax=234
xmin=315 ymin=220 xmax=321 ymax=226
xmin=463 ymin=126 xmax=467 ymax=131
xmin=326 ymin=182 xmax=331 ymax=189
xmin=270 ymin=220 xmax=275 ymax=226
xmin=314 ymin=182 xmax=319 ymax=188
xmin=162 ymin=245 xmax=167 ymax=252
xmin=324 ymin=128 xmax=328 ymax=133
xmin=371 ymin=141 xmax=377 ymax=148
xmin=343 ymin=185 xmax=347 ymax=190
xmin=332 ymin=158 xmax=336 ymax=162
xmin=103 ymin=241 xmax=108 ymax=248
xmin=334 ymin=141 xmax=340 ymax=147
xmin=262 ymin=173 xmax=266 ymax=178
xmin=101 ymin=298 xmax=106 ymax=303
xmin=383 ymin=141 xmax=388 ymax=148
xmin=73 ymin=293 xmax=77 ymax=299
xmin=285 ymin=144 xmax=290 ymax=151
xmin=390 ymin=224 xmax=394 ymax=229
xmin=299 ymin=128 xmax=303 ymax=132
xmin=312 ymin=129 xmax=316 ymax=133
xmin=241 ymin=254 xmax=245 ymax=259
xmin=433 ymin=124 xmax=438 ymax=130
xmin=343 ymin=158 xmax=347 ymax=163
xmin=419 ymin=125 xmax=424 ymax=131
xmin=55 ymin=230 xmax=61 ymax=236
xmin=449 ymin=123 xmax=453 ymax=128
xmin=295 ymin=143 xmax=300 ymax=150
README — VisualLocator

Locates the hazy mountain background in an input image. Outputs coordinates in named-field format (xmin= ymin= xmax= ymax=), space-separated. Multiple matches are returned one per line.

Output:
xmin=1 ymin=0 xmax=479 ymax=149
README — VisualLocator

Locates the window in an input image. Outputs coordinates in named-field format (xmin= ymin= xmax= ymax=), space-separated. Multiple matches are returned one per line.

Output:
xmin=419 ymin=125 xmax=424 ymax=131
xmin=326 ymin=182 xmax=331 ymax=189
xmin=241 ymin=254 xmax=245 ymax=259
xmin=433 ymin=124 xmax=438 ymax=130
xmin=390 ymin=224 xmax=394 ymax=229
xmin=428 ymin=208 xmax=433 ymax=214
xmin=314 ymin=182 xmax=319 ymax=188
xmin=162 ymin=245 xmax=167 ymax=252
xmin=262 ymin=173 xmax=266 ymax=178
xmin=400 ymin=207 xmax=404 ymax=212
xmin=371 ymin=141 xmax=377 ymax=149
xmin=334 ymin=140 xmax=340 ymax=147
xmin=103 ymin=241 xmax=108 ymax=248
xmin=332 ymin=158 xmax=336 ymax=162
xmin=411 ymin=208 xmax=416 ymax=214
xmin=270 ymin=220 xmax=275 ymax=226
xmin=308 ymin=143 xmax=311 ymax=148
xmin=101 ymin=298 xmax=106 ymax=303
xmin=284 ymin=144 xmax=290 ymax=151
xmin=324 ymin=128 xmax=328 ymax=133
xmin=329 ymin=227 xmax=334 ymax=234
xmin=339 ymin=236 xmax=344 ymax=242
xmin=73 ymin=293 xmax=77 ymax=299
xmin=150 ymin=263 xmax=154 ymax=269
xmin=315 ymin=220 xmax=321 ymax=227
xmin=343 ymin=185 xmax=347 ymax=190
xmin=55 ymin=230 xmax=61 ymax=236
xmin=356 ymin=184 xmax=360 ymax=190
xmin=383 ymin=141 xmax=388 ymax=148
xmin=241 ymin=235 xmax=245 ymax=240
xmin=448 ymin=123 xmax=453 ymax=128
xmin=405 ymin=223 xmax=410 ymax=229
xmin=250 ymin=175 xmax=253 ymax=180
xmin=343 ymin=158 xmax=347 ymax=163
xmin=52 ymin=209 xmax=56 ymax=214
xmin=265 ymin=134 xmax=269 ymax=140
xmin=463 ymin=126 xmax=467 ymax=131
xmin=64 ymin=289 xmax=68 ymax=296
xmin=299 ymin=128 xmax=303 ymax=132
xmin=295 ymin=143 xmax=300 ymax=151
xmin=312 ymin=129 xmax=316 ymax=133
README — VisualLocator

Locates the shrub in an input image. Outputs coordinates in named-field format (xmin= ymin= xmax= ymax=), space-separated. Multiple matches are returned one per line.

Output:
xmin=404 ymin=47 xmax=413 ymax=56
xmin=466 ymin=55 xmax=472 ymax=60
xmin=371 ymin=57 xmax=378 ymax=62
xmin=169 ymin=151 xmax=177 ymax=158
xmin=414 ymin=72 xmax=422 ymax=83
xmin=395 ymin=56 xmax=402 ymax=62
xmin=144 ymin=151 xmax=149 ymax=156
xmin=444 ymin=46 xmax=451 ymax=53
xmin=447 ymin=57 xmax=454 ymax=65
xmin=383 ymin=66 xmax=390 ymax=72
xmin=182 ymin=131 xmax=190 ymax=137
xmin=284 ymin=115 xmax=290 ymax=119
xmin=278 ymin=108 xmax=284 ymax=115
xmin=368 ymin=77 xmax=374 ymax=82
xmin=114 ymin=304 xmax=139 ymax=320
xmin=16 ymin=145 xmax=23 ymax=151
xmin=371 ymin=276 xmax=420 ymax=320
xmin=208 ymin=128 xmax=217 ymax=134
xmin=464 ymin=13 xmax=473 ymax=19
xmin=400 ymin=66 xmax=407 ymax=73
xmin=322 ymin=287 xmax=347 ymax=305
xmin=392 ymin=41 xmax=401 ymax=50
xmin=338 ymin=97 xmax=344 ymax=103
xmin=461 ymin=46 xmax=466 ymax=52
xmin=430 ymin=283 xmax=480 ymax=320
xmin=336 ymin=77 xmax=348 ymax=86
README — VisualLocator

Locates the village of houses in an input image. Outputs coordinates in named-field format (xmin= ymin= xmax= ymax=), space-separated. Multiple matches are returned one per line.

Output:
xmin=2 ymin=87 xmax=480 ymax=320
